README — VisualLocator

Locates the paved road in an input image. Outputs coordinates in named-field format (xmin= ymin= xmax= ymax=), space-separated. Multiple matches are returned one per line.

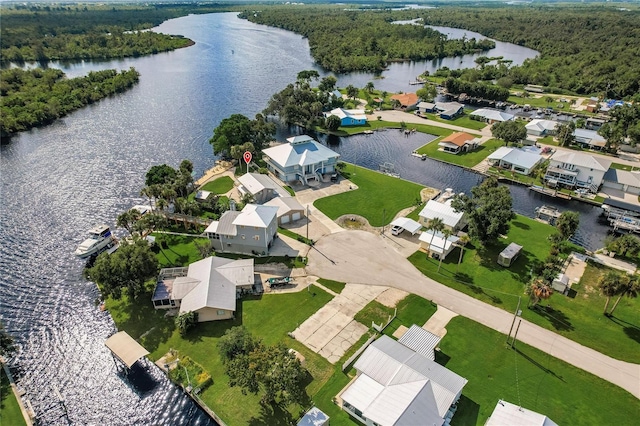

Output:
xmin=306 ymin=230 xmax=640 ymax=399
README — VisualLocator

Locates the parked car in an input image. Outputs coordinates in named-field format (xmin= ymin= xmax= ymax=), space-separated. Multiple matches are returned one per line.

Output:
xmin=391 ymin=225 xmax=403 ymax=236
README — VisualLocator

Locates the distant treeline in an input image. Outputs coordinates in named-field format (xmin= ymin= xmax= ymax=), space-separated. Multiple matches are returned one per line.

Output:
xmin=0 ymin=3 xmax=236 ymax=63
xmin=0 ymin=67 xmax=140 ymax=138
xmin=240 ymin=6 xmax=495 ymax=73
xmin=413 ymin=5 xmax=640 ymax=98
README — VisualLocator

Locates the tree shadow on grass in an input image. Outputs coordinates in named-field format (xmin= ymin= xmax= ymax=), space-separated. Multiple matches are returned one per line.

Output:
xmin=529 ymin=304 xmax=574 ymax=331
xmin=512 ymin=347 xmax=566 ymax=383
xmin=248 ymin=402 xmax=295 ymax=426
xmin=452 ymin=272 xmax=503 ymax=305
xmin=606 ymin=315 xmax=640 ymax=344
xmin=511 ymin=220 xmax=531 ymax=230
xmin=451 ymin=395 xmax=480 ymax=426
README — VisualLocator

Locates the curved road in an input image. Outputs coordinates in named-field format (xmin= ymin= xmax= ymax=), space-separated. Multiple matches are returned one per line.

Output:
xmin=306 ymin=230 xmax=640 ymax=399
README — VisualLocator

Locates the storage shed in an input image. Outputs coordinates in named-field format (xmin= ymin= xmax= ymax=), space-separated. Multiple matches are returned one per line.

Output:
xmin=498 ymin=243 xmax=523 ymax=267
xmin=552 ymin=273 xmax=570 ymax=294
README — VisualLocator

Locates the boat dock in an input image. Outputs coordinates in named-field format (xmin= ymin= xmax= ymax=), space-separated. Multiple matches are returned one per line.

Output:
xmin=529 ymin=185 xmax=571 ymax=199
xmin=535 ymin=205 xmax=562 ymax=225
xmin=601 ymin=199 xmax=640 ymax=233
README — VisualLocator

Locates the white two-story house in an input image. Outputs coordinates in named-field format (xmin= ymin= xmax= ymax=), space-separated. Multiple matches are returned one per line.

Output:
xmin=262 ymin=135 xmax=340 ymax=185
xmin=544 ymin=151 xmax=611 ymax=193
xmin=204 ymin=204 xmax=278 ymax=256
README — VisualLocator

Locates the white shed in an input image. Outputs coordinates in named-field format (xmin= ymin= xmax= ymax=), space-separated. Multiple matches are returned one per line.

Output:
xmin=497 ymin=243 xmax=523 ymax=267
xmin=552 ymin=273 xmax=570 ymax=294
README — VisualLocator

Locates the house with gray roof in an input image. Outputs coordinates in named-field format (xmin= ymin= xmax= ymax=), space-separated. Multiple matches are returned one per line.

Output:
xmin=151 ymin=257 xmax=254 ymax=321
xmin=264 ymin=196 xmax=306 ymax=225
xmin=470 ymin=108 xmax=514 ymax=124
xmin=237 ymin=172 xmax=289 ymax=204
xmin=486 ymin=400 xmax=558 ymax=426
xmin=525 ymin=119 xmax=559 ymax=137
xmin=204 ymin=203 xmax=278 ymax=255
xmin=573 ymin=128 xmax=607 ymax=150
xmin=544 ymin=150 xmax=612 ymax=192
xmin=338 ymin=335 xmax=467 ymax=426
xmin=418 ymin=199 xmax=467 ymax=232
xmin=262 ymin=135 xmax=340 ymax=185
xmin=603 ymin=168 xmax=640 ymax=195
xmin=487 ymin=146 xmax=544 ymax=175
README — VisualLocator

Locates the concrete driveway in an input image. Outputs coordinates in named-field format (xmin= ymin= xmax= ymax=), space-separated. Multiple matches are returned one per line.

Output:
xmin=291 ymin=283 xmax=387 ymax=363
xmin=306 ymin=230 xmax=640 ymax=398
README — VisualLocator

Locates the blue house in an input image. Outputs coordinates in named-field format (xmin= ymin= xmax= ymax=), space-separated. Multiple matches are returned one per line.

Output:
xmin=262 ymin=135 xmax=340 ymax=185
xmin=325 ymin=108 xmax=367 ymax=126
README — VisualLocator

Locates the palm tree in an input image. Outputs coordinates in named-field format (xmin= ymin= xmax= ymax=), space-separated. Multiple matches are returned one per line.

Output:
xmin=365 ymin=82 xmax=375 ymax=93
xmin=609 ymin=277 xmax=639 ymax=316
xmin=456 ymin=233 xmax=470 ymax=266
xmin=598 ymin=271 xmax=625 ymax=315
xmin=426 ymin=217 xmax=445 ymax=258
xmin=529 ymin=278 xmax=553 ymax=307
xmin=437 ymin=228 xmax=453 ymax=272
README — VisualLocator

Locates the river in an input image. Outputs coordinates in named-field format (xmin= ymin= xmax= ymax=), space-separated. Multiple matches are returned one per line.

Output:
xmin=0 ymin=11 xmax=601 ymax=425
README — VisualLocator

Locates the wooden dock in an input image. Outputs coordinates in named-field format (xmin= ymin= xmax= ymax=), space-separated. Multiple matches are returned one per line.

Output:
xmin=529 ymin=185 xmax=571 ymax=199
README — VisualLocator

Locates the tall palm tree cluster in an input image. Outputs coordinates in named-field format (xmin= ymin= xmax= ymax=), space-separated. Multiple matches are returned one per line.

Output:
xmin=598 ymin=270 xmax=640 ymax=316
xmin=140 ymin=160 xmax=198 ymax=216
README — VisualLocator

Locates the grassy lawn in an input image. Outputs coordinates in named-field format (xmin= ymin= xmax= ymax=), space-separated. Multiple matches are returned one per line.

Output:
xmin=538 ymin=135 xmax=557 ymax=146
xmin=354 ymin=301 xmax=394 ymax=329
xmin=108 ymin=286 xmax=335 ymax=425
xmin=317 ymin=278 xmax=346 ymax=294
xmin=441 ymin=317 xmax=640 ymax=425
xmin=1 ymin=368 xmax=26 ymax=426
xmin=278 ymin=227 xmax=313 ymax=246
xmin=487 ymin=167 xmax=539 ymax=186
xmin=337 ymin=120 xmax=454 ymax=137
xmin=419 ymin=111 xmax=488 ymax=131
xmin=611 ymin=162 xmax=640 ymax=172
xmin=200 ymin=176 xmax=234 ymax=194
xmin=314 ymin=163 xmax=424 ymax=227
xmin=418 ymin=138 xmax=504 ymax=168
xmin=153 ymin=233 xmax=210 ymax=268
xmin=408 ymin=214 xmax=640 ymax=363
xmin=383 ymin=294 xmax=438 ymax=337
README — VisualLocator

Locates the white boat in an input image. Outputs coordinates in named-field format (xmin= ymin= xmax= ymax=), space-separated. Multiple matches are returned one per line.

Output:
xmin=74 ymin=225 xmax=118 ymax=259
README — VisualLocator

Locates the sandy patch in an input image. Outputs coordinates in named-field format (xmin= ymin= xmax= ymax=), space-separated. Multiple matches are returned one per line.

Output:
xmin=376 ymin=287 xmax=409 ymax=308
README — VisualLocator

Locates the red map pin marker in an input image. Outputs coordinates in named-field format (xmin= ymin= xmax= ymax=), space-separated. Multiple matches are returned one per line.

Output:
xmin=243 ymin=151 xmax=252 ymax=164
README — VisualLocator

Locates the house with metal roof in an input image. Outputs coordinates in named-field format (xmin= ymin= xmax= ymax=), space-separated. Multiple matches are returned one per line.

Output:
xmin=338 ymin=335 xmax=467 ymax=426
xmin=438 ymin=132 xmax=480 ymax=154
xmin=262 ymin=135 xmax=340 ymax=185
xmin=419 ymin=230 xmax=460 ymax=259
xmin=486 ymin=400 xmax=558 ymax=426
xmin=487 ymin=147 xmax=544 ymax=175
xmin=397 ymin=325 xmax=441 ymax=361
xmin=204 ymin=204 xmax=278 ymax=255
xmin=237 ymin=172 xmax=289 ymax=204
xmin=525 ymin=119 xmax=559 ymax=137
xmin=573 ymin=128 xmax=607 ymax=150
xmin=324 ymin=108 xmax=367 ymax=126
xmin=264 ymin=196 xmax=306 ymax=225
xmin=151 ymin=257 xmax=254 ymax=322
xmin=544 ymin=150 xmax=612 ymax=192
xmin=470 ymin=108 xmax=515 ymax=124
xmin=418 ymin=199 xmax=467 ymax=231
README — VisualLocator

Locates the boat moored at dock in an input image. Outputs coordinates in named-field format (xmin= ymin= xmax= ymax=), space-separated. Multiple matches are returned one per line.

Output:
xmin=74 ymin=225 xmax=118 ymax=259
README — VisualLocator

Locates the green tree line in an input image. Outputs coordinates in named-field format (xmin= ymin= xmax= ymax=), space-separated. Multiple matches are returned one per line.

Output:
xmin=239 ymin=6 xmax=495 ymax=73
xmin=1 ymin=67 xmax=140 ymax=137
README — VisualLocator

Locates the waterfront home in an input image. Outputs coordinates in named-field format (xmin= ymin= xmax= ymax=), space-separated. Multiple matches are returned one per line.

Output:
xmin=390 ymin=92 xmax=419 ymax=109
xmin=525 ymin=119 xmax=559 ymax=137
xmin=603 ymin=168 xmax=640 ymax=196
xmin=338 ymin=335 xmax=467 ymax=426
xmin=264 ymin=196 xmax=306 ymax=225
xmin=417 ymin=101 xmax=464 ymax=119
xmin=417 ymin=101 xmax=436 ymax=113
xmin=486 ymin=399 xmax=558 ymax=426
xmin=573 ymin=128 xmax=607 ymax=151
xmin=204 ymin=203 xmax=278 ymax=256
xmin=543 ymin=151 xmax=611 ymax=192
xmin=437 ymin=132 xmax=479 ymax=155
xmin=151 ymin=257 xmax=254 ymax=321
xmin=324 ymin=108 xmax=367 ymax=126
xmin=419 ymin=230 xmax=460 ymax=259
xmin=487 ymin=147 xmax=544 ymax=175
xmin=418 ymin=199 xmax=467 ymax=232
xmin=262 ymin=135 xmax=340 ymax=185
xmin=237 ymin=172 xmax=289 ymax=204
xmin=470 ymin=108 xmax=514 ymax=124
xmin=585 ymin=117 xmax=606 ymax=131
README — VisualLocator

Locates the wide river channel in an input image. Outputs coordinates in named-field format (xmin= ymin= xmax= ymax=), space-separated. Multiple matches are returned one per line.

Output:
xmin=0 ymin=12 xmax=610 ymax=425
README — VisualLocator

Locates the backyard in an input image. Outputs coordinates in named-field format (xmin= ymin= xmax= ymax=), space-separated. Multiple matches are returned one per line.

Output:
xmin=417 ymin=138 xmax=504 ymax=168
xmin=408 ymin=214 xmax=640 ymax=363
xmin=1 ymin=368 xmax=25 ymax=426
xmin=314 ymin=163 xmax=425 ymax=227
xmin=335 ymin=119 xmax=454 ymax=138
xmin=441 ymin=316 xmax=640 ymax=425
xmin=417 ymin=110 xmax=488 ymax=131
xmin=199 ymin=176 xmax=234 ymax=194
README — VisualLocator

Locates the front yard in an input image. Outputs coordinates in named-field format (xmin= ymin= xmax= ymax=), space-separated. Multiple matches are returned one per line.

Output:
xmin=417 ymin=138 xmax=504 ymax=168
xmin=408 ymin=214 xmax=640 ymax=363
xmin=314 ymin=163 xmax=425 ymax=227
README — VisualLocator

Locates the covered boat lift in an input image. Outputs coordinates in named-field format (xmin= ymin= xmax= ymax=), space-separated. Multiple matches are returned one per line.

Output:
xmin=105 ymin=331 xmax=150 ymax=369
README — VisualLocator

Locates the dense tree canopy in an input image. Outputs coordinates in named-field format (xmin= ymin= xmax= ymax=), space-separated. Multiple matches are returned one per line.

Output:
xmin=556 ymin=211 xmax=580 ymax=241
xmin=240 ymin=6 xmax=494 ymax=73
xmin=491 ymin=120 xmax=527 ymax=146
xmin=0 ymin=67 xmax=139 ymax=137
xmin=209 ymin=114 xmax=275 ymax=157
xmin=451 ymin=177 xmax=514 ymax=245
xmin=0 ymin=321 xmax=16 ymax=357
xmin=86 ymin=240 xmax=158 ymax=300
xmin=263 ymin=80 xmax=340 ymax=128
xmin=445 ymin=77 xmax=510 ymax=101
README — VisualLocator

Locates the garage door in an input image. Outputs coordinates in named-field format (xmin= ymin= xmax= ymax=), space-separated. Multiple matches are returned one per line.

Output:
xmin=292 ymin=212 xmax=301 ymax=221
xmin=281 ymin=215 xmax=290 ymax=224
xmin=603 ymin=181 xmax=623 ymax=191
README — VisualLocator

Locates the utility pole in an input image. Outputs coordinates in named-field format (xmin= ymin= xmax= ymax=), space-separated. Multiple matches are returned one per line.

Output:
xmin=506 ymin=296 xmax=522 ymax=345
xmin=511 ymin=319 xmax=522 ymax=349
xmin=382 ymin=208 xmax=386 ymax=234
